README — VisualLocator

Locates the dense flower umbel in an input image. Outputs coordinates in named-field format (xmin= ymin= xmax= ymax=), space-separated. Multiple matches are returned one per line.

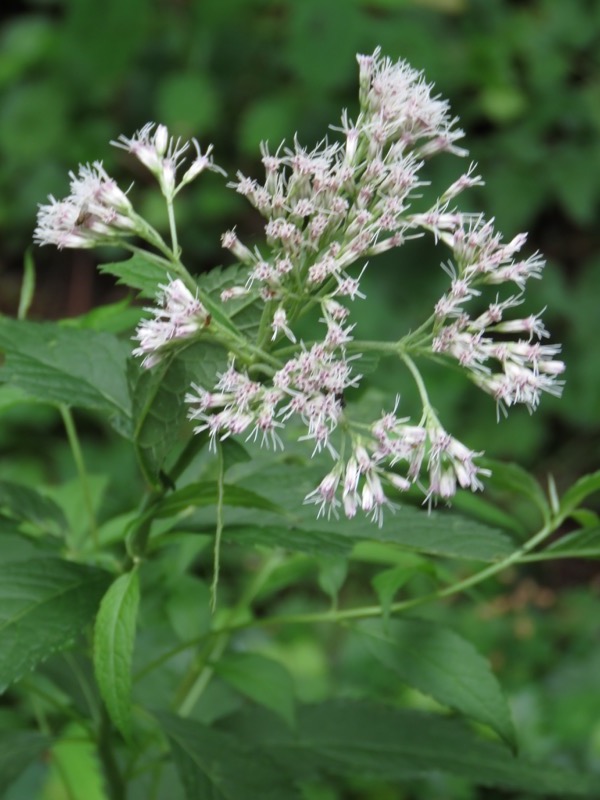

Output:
xmin=34 ymin=50 xmax=565 ymax=524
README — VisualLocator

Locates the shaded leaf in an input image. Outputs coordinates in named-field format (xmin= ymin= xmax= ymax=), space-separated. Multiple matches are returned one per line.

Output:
xmin=356 ymin=619 xmax=516 ymax=749
xmin=155 ymin=482 xmax=282 ymax=519
xmin=131 ymin=341 xmax=226 ymax=486
xmin=215 ymin=652 xmax=296 ymax=728
xmin=157 ymin=712 xmax=300 ymax=800
xmin=0 ymin=559 xmax=110 ymax=691
xmin=0 ymin=318 xmax=132 ymax=437
xmin=93 ymin=569 xmax=140 ymax=738
xmin=0 ymin=480 xmax=68 ymax=537
xmin=0 ymin=731 xmax=49 ymax=795
xmin=223 ymin=701 xmax=595 ymax=796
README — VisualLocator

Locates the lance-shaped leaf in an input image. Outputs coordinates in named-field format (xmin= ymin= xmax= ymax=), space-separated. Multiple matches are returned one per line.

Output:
xmin=0 ymin=318 xmax=132 ymax=437
xmin=356 ymin=619 xmax=517 ymax=750
xmin=99 ymin=254 xmax=170 ymax=298
xmin=93 ymin=569 xmax=140 ymax=738
xmin=0 ymin=559 xmax=110 ymax=691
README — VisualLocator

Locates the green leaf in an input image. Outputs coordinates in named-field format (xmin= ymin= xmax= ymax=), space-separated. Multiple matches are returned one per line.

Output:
xmin=0 ymin=559 xmax=110 ymax=691
xmin=155 ymin=482 xmax=282 ymax=519
xmin=196 ymin=264 xmax=263 ymax=340
xmin=132 ymin=340 xmax=227 ymax=486
xmin=0 ymin=731 xmax=49 ymax=795
xmin=60 ymin=297 xmax=142 ymax=335
xmin=41 ymin=722 xmax=108 ymax=800
xmin=99 ymin=254 xmax=169 ymax=299
xmin=356 ymin=619 xmax=516 ymax=750
xmin=559 ymin=470 xmax=600 ymax=519
xmin=157 ymin=713 xmax=300 ymax=800
xmin=93 ymin=569 xmax=140 ymax=738
xmin=0 ymin=480 xmax=68 ymax=537
xmin=0 ymin=318 xmax=132 ymax=437
xmin=17 ymin=248 xmax=36 ymax=321
xmin=544 ymin=527 xmax=600 ymax=559
xmin=224 ymin=701 xmax=595 ymax=796
xmin=371 ymin=565 xmax=426 ymax=622
xmin=215 ymin=653 xmax=296 ymax=728
xmin=316 ymin=556 xmax=348 ymax=604
xmin=480 ymin=459 xmax=549 ymax=521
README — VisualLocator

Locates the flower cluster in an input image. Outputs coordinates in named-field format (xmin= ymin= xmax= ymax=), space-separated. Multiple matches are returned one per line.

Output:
xmin=34 ymin=49 xmax=565 ymax=526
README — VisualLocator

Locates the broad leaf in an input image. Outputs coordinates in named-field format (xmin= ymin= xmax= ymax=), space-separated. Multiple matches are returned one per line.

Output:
xmin=0 ymin=318 xmax=132 ymax=437
xmin=0 ymin=731 xmax=49 ymax=795
xmin=132 ymin=340 xmax=227 ymax=486
xmin=93 ymin=569 xmax=140 ymax=738
xmin=0 ymin=480 xmax=68 ymax=537
xmin=223 ymin=702 xmax=595 ymax=796
xmin=559 ymin=471 xmax=600 ymax=519
xmin=155 ymin=482 xmax=282 ymax=519
xmin=214 ymin=652 xmax=296 ymax=727
xmin=41 ymin=722 xmax=108 ymax=800
xmin=0 ymin=559 xmax=110 ymax=690
xmin=99 ymin=254 xmax=170 ymax=298
xmin=157 ymin=713 xmax=300 ymax=800
xmin=356 ymin=619 xmax=516 ymax=749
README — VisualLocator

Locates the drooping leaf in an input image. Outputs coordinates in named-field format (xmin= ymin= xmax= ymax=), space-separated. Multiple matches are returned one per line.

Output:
xmin=131 ymin=341 xmax=227 ymax=486
xmin=371 ymin=564 xmax=428 ymax=622
xmin=222 ymin=702 xmax=595 ymax=796
xmin=214 ymin=652 xmax=296 ymax=727
xmin=356 ymin=619 xmax=517 ymax=749
xmin=0 ymin=731 xmax=49 ymax=795
xmin=0 ymin=480 xmax=68 ymax=537
xmin=99 ymin=254 xmax=170 ymax=298
xmin=0 ymin=559 xmax=110 ymax=691
xmin=93 ymin=569 xmax=140 ymax=738
xmin=0 ymin=318 xmax=132 ymax=437
xmin=157 ymin=713 xmax=300 ymax=800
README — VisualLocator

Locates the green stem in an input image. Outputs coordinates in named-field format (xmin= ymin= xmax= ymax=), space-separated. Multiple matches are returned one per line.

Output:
xmin=174 ymin=551 xmax=285 ymax=716
xmin=98 ymin=707 xmax=127 ymax=800
xmin=210 ymin=520 xmax=558 ymax=633
xmin=59 ymin=405 xmax=98 ymax=549
xmin=210 ymin=442 xmax=225 ymax=612
xmin=166 ymin=198 xmax=179 ymax=258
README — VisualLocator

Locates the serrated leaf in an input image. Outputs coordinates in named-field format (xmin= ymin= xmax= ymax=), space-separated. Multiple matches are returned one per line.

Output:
xmin=0 ymin=731 xmax=49 ymax=795
xmin=356 ymin=619 xmax=517 ymax=750
xmin=0 ymin=559 xmax=110 ymax=691
xmin=215 ymin=652 xmax=296 ymax=728
xmin=132 ymin=341 xmax=227 ymax=486
xmin=0 ymin=480 xmax=68 ymax=537
xmin=99 ymin=254 xmax=169 ymax=298
xmin=544 ymin=527 xmax=600 ymax=559
xmin=223 ymin=702 xmax=595 ymax=796
xmin=157 ymin=713 xmax=300 ymax=800
xmin=155 ymin=482 xmax=282 ymax=519
xmin=559 ymin=471 xmax=600 ymax=519
xmin=93 ymin=569 xmax=140 ymax=738
xmin=0 ymin=318 xmax=132 ymax=437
